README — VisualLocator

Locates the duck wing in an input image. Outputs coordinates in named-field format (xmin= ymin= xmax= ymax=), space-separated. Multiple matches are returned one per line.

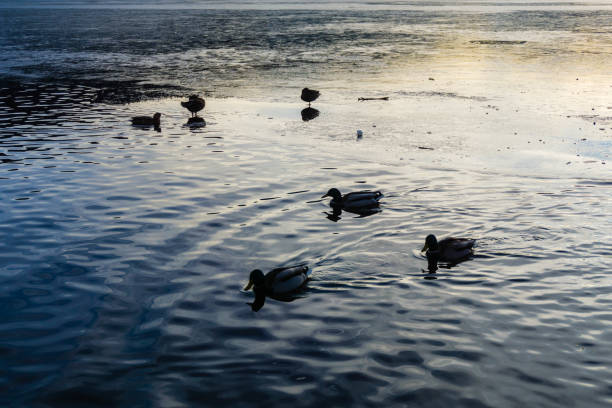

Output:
xmin=181 ymin=99 xmax=205 ymax=112
xmin=301 ymin=89 xmax=320 ymax=102
xmin=439 ymin=237 xmax=475 ymax=250
xmin=436 ymin=238 xmax=475 ymax=263
xmin=265 ymin=265 xmax=310 ymax=295
xmin=343 ymin=191 xmax=383 ymax=201
xmin=342 ymin=191 xmax=383 ymax=209
xmin=343 ymin=198 xmax=380 ymax=210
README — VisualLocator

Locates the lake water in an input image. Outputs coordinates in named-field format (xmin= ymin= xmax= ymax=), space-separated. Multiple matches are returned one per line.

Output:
xmin=1 ymin=2 xmax=611 ymax=407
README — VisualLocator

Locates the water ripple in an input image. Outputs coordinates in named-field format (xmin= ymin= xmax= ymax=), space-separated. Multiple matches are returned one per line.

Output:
xmin=1 ymin=8 xmax=612 ymax=408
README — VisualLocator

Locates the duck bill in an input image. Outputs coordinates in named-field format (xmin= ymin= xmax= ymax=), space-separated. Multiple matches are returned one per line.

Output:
xmin=321 ymin=193 xmax=329 ymax=198
xmin=243 ymin=279 xmax=254 ymax=291
xmin=421 ymin=243 xmax=428 ymax=252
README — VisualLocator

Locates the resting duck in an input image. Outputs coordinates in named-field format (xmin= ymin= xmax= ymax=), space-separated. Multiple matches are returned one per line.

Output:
xmin=243 ymin=265 xmax=311 ymax=311
xmin=131 ymin=112 xmax=161 ymax=126
xmin=301 ymin=88 xmax=320 ymax=107
xmin=422 ymin=234 xmax=475 ymax=270
xmin=181 ymin=95 xmax=205 ymax=117
xmin=321 ymin=188 xmax=383 ymax=211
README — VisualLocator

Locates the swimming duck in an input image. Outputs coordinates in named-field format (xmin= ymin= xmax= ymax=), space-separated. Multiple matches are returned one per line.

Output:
xmin=181 ymin=95 xmax=205 ymax=117
xmin=243 ymin=264 xmax=311 ymax=297
xmin=301 ymin=88 xmax=320 ymax=107
xmin=131 ymin=112 xmax=161 ymax=126
xmin=322 ymin=188 xmax=383 ymax=211
xmin=422 ymin=234 xmax=475 ymax=270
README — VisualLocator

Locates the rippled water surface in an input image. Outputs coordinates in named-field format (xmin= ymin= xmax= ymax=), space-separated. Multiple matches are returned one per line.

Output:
xmin=1 ymin=2 xmax=611 ymax=407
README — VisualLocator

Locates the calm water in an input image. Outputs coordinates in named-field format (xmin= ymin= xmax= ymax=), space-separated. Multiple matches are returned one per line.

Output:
xmin=1 ymin=2 xmax=612 ymax=407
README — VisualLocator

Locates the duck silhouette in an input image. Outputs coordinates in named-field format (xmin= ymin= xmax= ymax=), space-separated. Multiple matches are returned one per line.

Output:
xmin=301 ymin=88 xmax=320 ymax=107
xmin=321 ymin=188 xmax=383 ymax=211
xmin=243 ymin=265 xmax=311 ymax=311
xmin=324 ymin=205 xmax=380 ymax=222
xmin=422 ymin=234 xmax=475 ymax=272
xmin=181 ymin=95 xmax=205 ymax=117
xmin=131 ymin=112 xmax=161 ymax=127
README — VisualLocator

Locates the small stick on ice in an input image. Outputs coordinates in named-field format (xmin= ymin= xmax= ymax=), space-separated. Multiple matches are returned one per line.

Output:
xmin=358 ymin=97 xmax=389 ymax=101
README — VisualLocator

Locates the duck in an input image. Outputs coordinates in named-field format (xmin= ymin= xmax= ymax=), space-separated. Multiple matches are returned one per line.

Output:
xmin=301 ymin=88 xmax=320 ymax=107
xmin=181 ymin=95 xmax=205 ymax=117
xmin=421 ymin=234 xmax=475 ymax=270
xmin=131 ymin=112 xmax=161 ymax=126
xmin=321 ymin=188 xmax=383 ymax=211
xmin=243 ymin=264 xmax=311 ymax=297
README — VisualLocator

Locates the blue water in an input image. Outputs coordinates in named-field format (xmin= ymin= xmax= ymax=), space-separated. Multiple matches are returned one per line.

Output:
xmin=1 ymin=2 xmax=612 ymax=407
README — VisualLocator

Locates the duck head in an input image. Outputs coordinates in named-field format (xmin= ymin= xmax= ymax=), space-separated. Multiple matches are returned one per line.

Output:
xmin=321 ymin=188 xmax=342 ymax=201
xmin=422 ymin=234 xmax=439 ymax=252
xmin=243 ymin=269 xmax=265 ymax=291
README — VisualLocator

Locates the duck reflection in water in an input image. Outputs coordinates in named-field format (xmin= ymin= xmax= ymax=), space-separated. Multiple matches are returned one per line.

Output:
xmin=301 ymin=107 xmax=320 ymax=122
xmin=243 ymin=265 xmax=311 ymax=311
xmin=185 ymin=116 xmax=206 ymax=127
xmin=421 ymin=234 xmax=475 ymax=273
xmin=324 ymin=206 xmax=381 ymax=222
